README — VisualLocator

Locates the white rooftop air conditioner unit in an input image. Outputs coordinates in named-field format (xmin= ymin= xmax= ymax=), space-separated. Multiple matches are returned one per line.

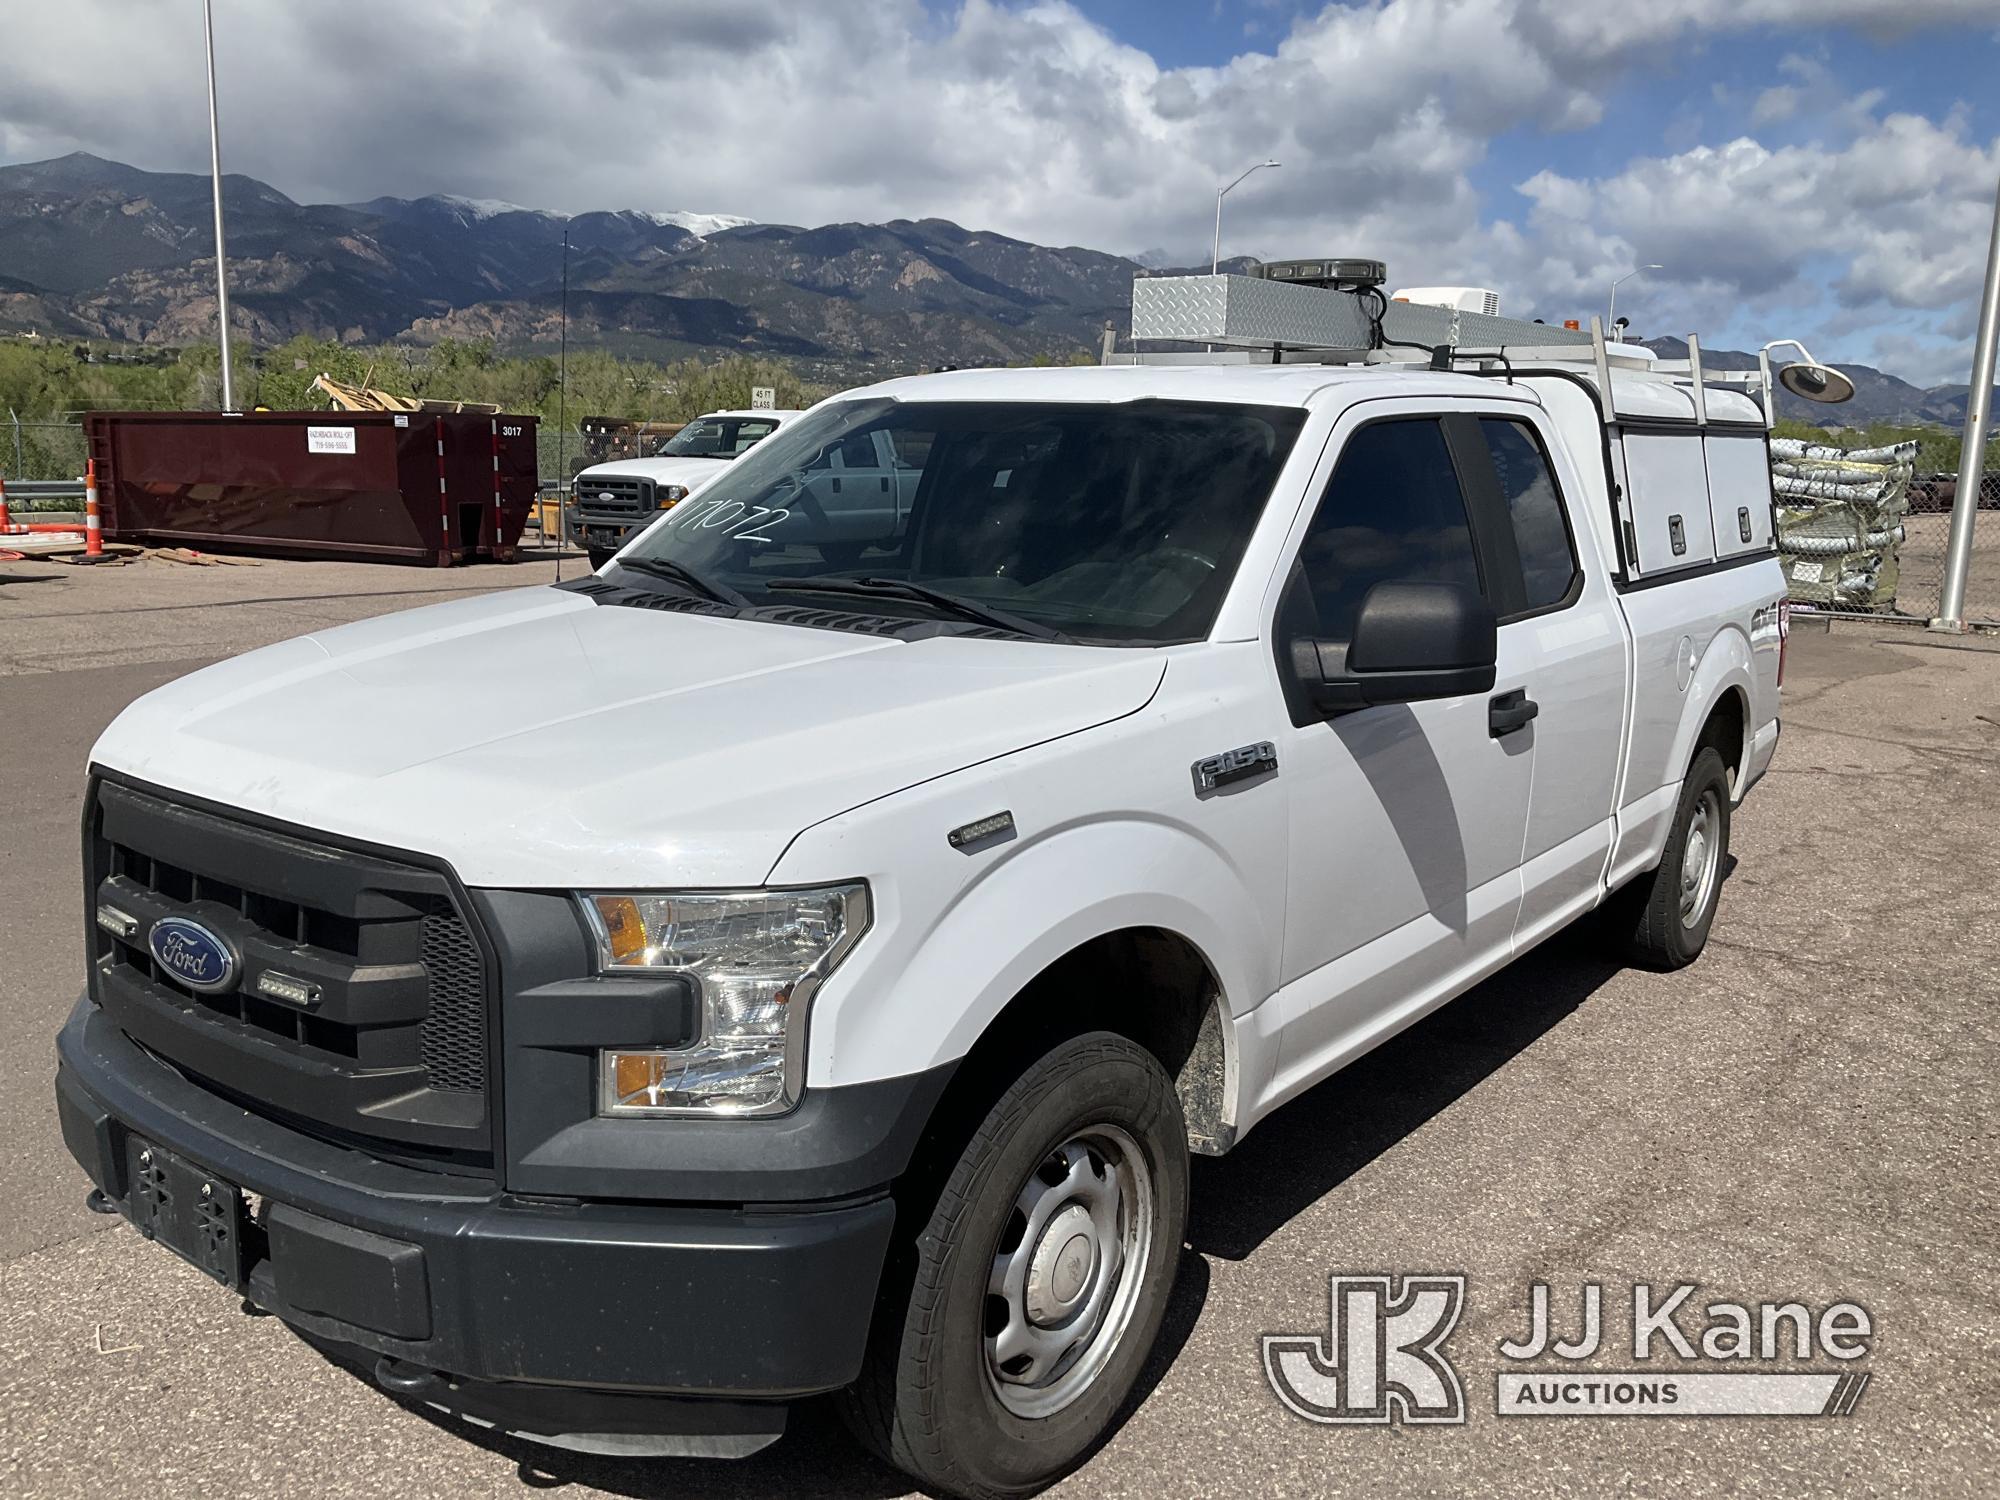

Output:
xmin=1392 ymin=286 xmax=1501 ymax=318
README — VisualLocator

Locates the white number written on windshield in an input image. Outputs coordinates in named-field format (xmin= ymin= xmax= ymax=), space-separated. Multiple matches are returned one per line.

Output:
xmin=662 ymin=497 xmax=791 ymax=544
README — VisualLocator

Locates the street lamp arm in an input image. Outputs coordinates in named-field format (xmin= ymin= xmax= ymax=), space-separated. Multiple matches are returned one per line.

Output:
xmin=1211 ymin=159 xmax=1281 ymax=275
xmin=1219 ymin=161 xmax=1274 ymax=196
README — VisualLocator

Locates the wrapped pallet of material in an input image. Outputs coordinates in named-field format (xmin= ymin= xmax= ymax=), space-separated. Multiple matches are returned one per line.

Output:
xmin=1769 ymin=438 xmax=1916 ymax=610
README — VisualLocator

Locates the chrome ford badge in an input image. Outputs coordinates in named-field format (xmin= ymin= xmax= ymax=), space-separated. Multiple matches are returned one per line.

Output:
xmin=148 ymin=916 xmax=238 ymax=994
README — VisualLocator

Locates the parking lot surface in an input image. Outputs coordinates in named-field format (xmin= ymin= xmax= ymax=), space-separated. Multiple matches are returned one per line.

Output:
xmin=2 ymin=555 xmax=1996 ymax=1498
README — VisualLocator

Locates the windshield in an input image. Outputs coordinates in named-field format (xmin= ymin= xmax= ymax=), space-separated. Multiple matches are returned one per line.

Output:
xmin=614 ymin=397 xmax=1307 ymax=644
xmin=658 ymin=416 xmax=779 ymax=458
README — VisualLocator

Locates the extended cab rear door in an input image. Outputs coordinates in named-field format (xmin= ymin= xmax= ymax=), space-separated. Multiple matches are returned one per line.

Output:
xmin=1471 ymin=411 xmax=1628 ymax=943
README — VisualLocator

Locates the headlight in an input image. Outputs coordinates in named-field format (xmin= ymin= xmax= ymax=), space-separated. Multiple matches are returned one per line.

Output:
xmin=582 ymin=884 xmax=869 ymax=1118
xmin=658 ymin=484 xmax=688 ymax=508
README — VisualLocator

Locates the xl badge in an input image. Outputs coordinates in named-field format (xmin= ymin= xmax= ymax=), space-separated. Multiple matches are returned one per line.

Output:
xmin=1192 ymin=741 xmax=1278 ymax=794
xmin=147 ymin=916 xmax=239 ymax=995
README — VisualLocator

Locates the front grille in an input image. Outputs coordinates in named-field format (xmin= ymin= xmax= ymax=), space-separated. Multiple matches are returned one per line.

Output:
xmin=574 ymin=474 xmax=654 ymax=518
xmin=419 ymin=898 xmax=486 ymax=1093
xmin=86 ymin=778 xmax=496 ymax=1171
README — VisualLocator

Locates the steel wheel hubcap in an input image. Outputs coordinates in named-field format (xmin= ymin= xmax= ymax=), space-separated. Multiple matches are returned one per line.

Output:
xmin=1680 ymin=789 xmax=1722 ymax=928
xmin=985 ymin=1125 xmax=1153 ymax=1419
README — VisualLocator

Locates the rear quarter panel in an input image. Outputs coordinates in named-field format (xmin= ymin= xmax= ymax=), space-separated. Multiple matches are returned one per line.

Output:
xmin=1607 ymin=558 xmax=1783 ymax=887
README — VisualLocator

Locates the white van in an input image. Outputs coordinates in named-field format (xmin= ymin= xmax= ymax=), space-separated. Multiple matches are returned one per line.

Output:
xmin=58 ymin=291 xmax=1801 ymax=1497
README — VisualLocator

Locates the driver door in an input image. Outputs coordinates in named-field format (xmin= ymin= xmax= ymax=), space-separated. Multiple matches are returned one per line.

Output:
xmin=1265 ymin=404 xmax=1533 ymax=1103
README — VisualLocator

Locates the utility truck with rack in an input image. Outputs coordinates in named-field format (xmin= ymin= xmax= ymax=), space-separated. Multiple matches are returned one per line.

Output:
xmin=54 ymin=262 xmax=1847 ymax=1497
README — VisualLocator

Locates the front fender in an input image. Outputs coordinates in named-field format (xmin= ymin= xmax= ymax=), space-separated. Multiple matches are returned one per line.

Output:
xmin=781 ymin=813 xmax=1278 ymax=1100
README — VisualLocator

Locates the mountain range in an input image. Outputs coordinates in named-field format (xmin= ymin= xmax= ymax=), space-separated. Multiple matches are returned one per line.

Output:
xmin=0 ymin=152 xmax=1986 ymax=425
xmin=0 ymin=152 xmax=1137 ymax=380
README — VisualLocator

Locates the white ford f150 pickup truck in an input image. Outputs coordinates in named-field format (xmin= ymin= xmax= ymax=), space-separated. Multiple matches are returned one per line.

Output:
xmin=569 ymin=407 xmax=801 ymax=568
xmin=58 ymin=309 xmax=1790 ymax=1496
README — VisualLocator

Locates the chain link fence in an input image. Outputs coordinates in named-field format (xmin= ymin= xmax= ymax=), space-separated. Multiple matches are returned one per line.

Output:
xmin=1774 ymin=435 xmax=1998 ymax=626
xmin=536 ymin=427 xmax=592 ymax=492
xmin=4 ymin=418 xmax=91 ymax=494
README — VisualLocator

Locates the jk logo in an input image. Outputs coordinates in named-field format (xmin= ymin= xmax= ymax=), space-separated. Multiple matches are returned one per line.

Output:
xmin=1262 ymin=1274 xmax=1467 ymax=1425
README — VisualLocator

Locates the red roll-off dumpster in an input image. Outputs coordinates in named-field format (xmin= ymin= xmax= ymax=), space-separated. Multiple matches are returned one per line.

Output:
xmin=80 ymin=410 xmax=540 ymax=565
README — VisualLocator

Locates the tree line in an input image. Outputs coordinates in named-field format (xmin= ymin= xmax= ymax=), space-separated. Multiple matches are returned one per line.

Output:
xmin=0 ymin=334 xmax=828 ymax=426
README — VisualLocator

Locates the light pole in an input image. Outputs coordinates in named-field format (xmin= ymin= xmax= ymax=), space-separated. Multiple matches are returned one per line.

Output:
xmin=202 ymin=0 xmax=235 ymax=412
xmin=1606 ymin=264 xmax=1662 ymax=337
xmin=1212 ymin=159 xmax=1281 ymax=274
xmin=1932 ymin=170 xmax=2000 ymax=632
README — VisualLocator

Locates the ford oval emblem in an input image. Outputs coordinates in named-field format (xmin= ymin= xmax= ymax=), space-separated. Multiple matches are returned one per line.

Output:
xmin=148 ymin=916 xmax=239 ymax=995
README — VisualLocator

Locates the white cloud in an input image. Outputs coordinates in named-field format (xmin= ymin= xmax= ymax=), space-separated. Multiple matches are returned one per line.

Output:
xmin=0 ymin=0 xmax=1993 ymax=381
xmin=1752 ymin=86 xmax=1801 ymax=125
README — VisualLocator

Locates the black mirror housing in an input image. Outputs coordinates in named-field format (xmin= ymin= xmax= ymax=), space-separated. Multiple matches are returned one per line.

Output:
xmin=1292 ymin=581 xmax=1497 ymax=714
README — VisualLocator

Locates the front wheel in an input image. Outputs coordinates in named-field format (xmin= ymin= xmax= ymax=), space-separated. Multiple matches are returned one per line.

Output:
xmin=585 ymin=546 xmax=616 ymax=572
xmin=843 ymin=1033 xmax=1188 ymax=1499
xmin=1606 ymin=745 xmax=1732 ymax=969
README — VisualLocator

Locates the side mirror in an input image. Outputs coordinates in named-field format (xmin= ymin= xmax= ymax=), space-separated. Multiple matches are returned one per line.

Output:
xmin=1291 ymin=581 xmax=1496 ymax=714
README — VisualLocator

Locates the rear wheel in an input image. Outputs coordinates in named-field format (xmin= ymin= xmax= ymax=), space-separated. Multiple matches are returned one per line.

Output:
xmin=1607 ymin=745 xmax=1732 ymax=969
xmin=843 ymin=1033 xmax=1188 ymax=1499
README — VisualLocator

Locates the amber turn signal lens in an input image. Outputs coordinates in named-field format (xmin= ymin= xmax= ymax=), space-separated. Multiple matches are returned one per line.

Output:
xmin=598 ymin=896 xmax=647 ymax=963
xmin=611 ymin=1051 xmax=667 ymax=1107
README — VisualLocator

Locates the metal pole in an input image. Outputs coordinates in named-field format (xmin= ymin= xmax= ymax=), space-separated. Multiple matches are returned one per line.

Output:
xmin=203 ymin=0 xmax=235 ymax=412
xmin=1211 ymin=160 xmax=1279 ymax=275
xmin=1933 ymin=171 xmax=2000 ymax=632
xmin=553 ymin=228 xmax=570 ymax=579
xmin=1606 ymin=265 xmax=1660 ymax=340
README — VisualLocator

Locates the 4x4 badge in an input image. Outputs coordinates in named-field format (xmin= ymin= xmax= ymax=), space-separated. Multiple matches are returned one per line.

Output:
xmin=1192 ymin=741 xmax=1278 ymax=794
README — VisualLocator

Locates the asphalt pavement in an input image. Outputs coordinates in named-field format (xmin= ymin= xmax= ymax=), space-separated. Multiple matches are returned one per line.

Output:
xmin=2 ymin=554 xmax=1996 ymax=1498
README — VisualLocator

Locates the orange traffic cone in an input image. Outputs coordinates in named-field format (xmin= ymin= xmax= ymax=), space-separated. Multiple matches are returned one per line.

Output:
xmin=0 ymin=473 xmax=18 ymax=535
xmin=85 ymin=459 xmax=103 ymax=556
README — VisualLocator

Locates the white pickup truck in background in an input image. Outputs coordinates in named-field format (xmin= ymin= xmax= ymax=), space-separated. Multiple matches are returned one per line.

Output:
xmin=58 ymin=279 xmax=1803 ymax=1498
xmin=569 ymin=406 xmax=800 ymax=566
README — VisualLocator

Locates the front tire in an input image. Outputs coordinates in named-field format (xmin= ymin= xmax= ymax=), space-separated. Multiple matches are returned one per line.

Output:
xmin=844 ymin=1033 xmax=1188 ymax=1499
xmin=1608 ymin=745 xmax=1732 ymax=969
xmin=586 ymin=546 xmax=616 ymax=572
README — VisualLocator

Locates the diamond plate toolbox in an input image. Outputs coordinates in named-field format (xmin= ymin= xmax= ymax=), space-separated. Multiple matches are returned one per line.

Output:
xmin=1130 ymin=274 xmax=1374 ymax=348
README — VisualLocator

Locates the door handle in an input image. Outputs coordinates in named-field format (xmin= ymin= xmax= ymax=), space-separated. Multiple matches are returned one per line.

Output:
xmin=1489 ymin=689 xmax=1539 ymax=737
xmin=831 ymin=477 xmax=842 ymax=494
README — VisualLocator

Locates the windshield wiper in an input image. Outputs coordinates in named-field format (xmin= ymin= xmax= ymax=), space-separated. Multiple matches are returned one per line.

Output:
xmin=610 ymin=554 xmax=749 ymax=608
xmin=763 ymin=576 xmax=1067 ymax=641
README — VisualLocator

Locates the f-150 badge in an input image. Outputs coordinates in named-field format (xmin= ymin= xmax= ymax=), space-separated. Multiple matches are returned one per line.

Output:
xmin=1193 ymin=741 xmax=1278 ymax=794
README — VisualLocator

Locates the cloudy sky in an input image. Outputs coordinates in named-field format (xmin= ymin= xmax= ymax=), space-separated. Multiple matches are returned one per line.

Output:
xmin=3 ymin=0 xmax=1999 ymax=385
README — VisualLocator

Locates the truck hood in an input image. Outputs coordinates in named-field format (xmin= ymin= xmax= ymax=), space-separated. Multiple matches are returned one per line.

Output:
xmin=90 ymin=586 xmax=1165 ymax=888
xmin=578 ymin=456 xmax=731 ymax=492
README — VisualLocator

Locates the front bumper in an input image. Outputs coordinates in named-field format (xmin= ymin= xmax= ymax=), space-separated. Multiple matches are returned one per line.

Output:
xmin=568 ymin=514 xmax=647 ymax=550
xmin=57 ymin=997 xmax=897 ymax=1429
